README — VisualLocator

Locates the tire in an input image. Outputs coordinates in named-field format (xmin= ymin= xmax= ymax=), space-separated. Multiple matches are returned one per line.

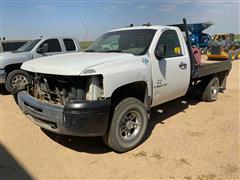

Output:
xmin=103 ymin=97 xmax=148 ymax=153
xmin=202 ymin=77 xmax=219 ymax=102
xmin=234 ymin=49 xmax=240 ymax=60
xmin=5 ymin=69 xmax=31 ymax=94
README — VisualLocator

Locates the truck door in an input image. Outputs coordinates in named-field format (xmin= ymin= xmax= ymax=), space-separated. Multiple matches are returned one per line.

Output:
xmin=33 ymin=39 xmax=63 ymax=59
xmin=151 ymin=29 xmax=191 ymax=107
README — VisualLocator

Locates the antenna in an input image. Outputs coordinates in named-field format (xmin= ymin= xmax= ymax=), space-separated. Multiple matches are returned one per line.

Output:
xmin=81 ymin=21 xmax=89 ymax=41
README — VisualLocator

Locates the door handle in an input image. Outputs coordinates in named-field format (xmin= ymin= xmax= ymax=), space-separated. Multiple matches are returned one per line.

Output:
xmin=179 ymin=62 xmax=187 ymax=70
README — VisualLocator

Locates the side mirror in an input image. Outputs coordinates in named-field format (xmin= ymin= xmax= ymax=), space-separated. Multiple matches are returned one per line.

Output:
xmin=37 ymin=44 xmax=48 ymax=54
xmin=155 ymin=44 xmax=165 ymax=60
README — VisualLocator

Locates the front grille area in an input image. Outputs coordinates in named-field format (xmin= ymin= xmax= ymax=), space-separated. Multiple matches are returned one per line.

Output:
xmin=26 ymin=73 xmax=87 ymax=105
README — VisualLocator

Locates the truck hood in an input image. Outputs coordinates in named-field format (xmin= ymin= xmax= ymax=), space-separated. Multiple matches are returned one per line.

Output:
xmin=1 ymin=51 xmax=32 ymax=59
xmin=0 ymin=51 xmax=32 ymax=68
xmin=21 ymin=52 xmax=137 ymax=75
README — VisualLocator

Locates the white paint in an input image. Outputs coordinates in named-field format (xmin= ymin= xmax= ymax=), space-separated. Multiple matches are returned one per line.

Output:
xmin=21 ymin=25 xmax=191 ymax=108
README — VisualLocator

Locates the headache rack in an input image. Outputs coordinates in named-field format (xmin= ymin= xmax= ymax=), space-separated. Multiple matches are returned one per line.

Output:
xmin=169 ymin=18 xmax=232 ymax=79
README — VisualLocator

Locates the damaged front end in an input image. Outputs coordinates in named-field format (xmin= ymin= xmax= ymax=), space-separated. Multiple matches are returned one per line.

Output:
xmin=26 ymin=73 xmax=104 ymax=105
xmin=16 ymin=72 xmax=111 ymax=136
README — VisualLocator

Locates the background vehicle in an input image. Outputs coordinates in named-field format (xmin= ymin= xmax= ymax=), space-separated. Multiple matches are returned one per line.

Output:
xmin=207 ymin=33 xmax=240 ymax=60
xmin=0 ymin=39 xmax=29 ymax=52
xmin=188 ymin=22 xmax=213 ymax=53
xmin=171 ymin=22 xmax=213 ymax=54
xmin=0 ymin=36 xmax=80 ymax=93
xmin=15 ymin=19 xmax=231 ymax=153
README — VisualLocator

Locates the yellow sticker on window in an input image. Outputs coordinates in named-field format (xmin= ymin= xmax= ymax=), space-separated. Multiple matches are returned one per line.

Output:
xmin=174 ymin=47 xmax=181 ymax=54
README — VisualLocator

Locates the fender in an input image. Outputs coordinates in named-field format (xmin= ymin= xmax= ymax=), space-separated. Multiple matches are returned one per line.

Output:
xmin=82 ymin=55 xmax=152 ymax=99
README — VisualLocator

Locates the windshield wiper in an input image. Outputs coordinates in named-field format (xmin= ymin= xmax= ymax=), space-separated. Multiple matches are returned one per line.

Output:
xmin=103 ymin=50 xmax=123 ymax=53
xmin=85 ymin=49 xmax=95 ymax=52
xmin=12 ymin=51 xmax=21 ymax=53
xmin=85 ymin=49 xmax=123 ymax=53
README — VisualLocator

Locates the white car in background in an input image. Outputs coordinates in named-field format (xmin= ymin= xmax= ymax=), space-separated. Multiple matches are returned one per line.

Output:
xmin=0 ymin=36 xmax=80 ymax=93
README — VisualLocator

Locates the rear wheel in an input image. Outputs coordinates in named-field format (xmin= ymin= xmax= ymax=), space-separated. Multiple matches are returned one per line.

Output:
xmin=5 ymin=69 xmax=31 ymax=94
xmin=202 ymin=77 xmax=219 ymax=102
xmin=103 ymin=97 xmax=148 ymax=153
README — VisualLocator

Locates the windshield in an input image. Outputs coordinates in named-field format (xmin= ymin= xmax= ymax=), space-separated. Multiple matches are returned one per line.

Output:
xmin=86 ymin=29 xmax=156 ymax=55
xmin=17 ymin=39 xmax=41 ymax=52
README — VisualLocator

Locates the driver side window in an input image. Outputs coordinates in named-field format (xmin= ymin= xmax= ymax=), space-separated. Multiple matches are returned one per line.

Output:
xmin=39 ymin=39 xmax=62 ymax=53
xmin=156 ymin=30 xmax=182 ymax=58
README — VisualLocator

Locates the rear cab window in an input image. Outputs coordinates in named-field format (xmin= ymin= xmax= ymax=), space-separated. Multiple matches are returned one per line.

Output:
xmin=63 ymin=39 xmax=76 ymax=51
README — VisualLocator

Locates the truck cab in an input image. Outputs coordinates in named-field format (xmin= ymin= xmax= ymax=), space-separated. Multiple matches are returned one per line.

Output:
xmin=15 ymin=19 xmax=231 ymax=152
xmin=148 ymin=26 xmax=191 ymax=106
xmin=0 ymin=36 xmax=80 ymax=93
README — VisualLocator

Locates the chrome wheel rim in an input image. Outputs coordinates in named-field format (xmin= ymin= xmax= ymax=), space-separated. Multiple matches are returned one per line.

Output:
xmin=11 ymin=75 xmax=28 ymax=88
xmin=211 ymin=79 xmax=218 ymax=98
xmin=120 ymin=110 xmax=141 ymax=141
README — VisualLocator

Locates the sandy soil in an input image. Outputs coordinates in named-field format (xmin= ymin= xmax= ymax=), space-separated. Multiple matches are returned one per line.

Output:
xmin=0 ymin=61 xmax=239 ymax=180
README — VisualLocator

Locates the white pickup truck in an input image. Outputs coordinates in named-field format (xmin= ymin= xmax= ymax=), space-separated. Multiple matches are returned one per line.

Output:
xmin=0 ymin=37 xmax=80 ymax=93
xmin=15 ymin=19 xmax=231 ymax=152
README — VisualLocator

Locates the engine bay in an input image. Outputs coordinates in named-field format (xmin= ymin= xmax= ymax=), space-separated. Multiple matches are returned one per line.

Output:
xmin=26 ymin=73 xmax=103 ymax=105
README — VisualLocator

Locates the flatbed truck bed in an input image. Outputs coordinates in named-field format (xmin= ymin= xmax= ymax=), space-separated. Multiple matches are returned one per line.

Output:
xmin=193 ymin=59 xmax=232 ymax=78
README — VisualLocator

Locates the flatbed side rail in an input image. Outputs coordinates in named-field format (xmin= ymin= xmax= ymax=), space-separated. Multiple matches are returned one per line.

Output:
xmin=192 ymin=59 xmax=232 ymax=79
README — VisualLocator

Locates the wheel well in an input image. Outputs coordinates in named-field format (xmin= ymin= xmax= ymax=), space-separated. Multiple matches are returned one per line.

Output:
xmin=201 ymin=71 xmax=228 ymax=88
xmin=5 ymin=64 xmax=22 ymax=74
xmin=106 ymin=81 xmax=149 ymax=130
xmin=216 ymin=70 xmax=229 ymax=89
xmin=193 ymin=71 xmax=229 ymax=91
xmin=111 ymin=81 xmax=148 ymax=108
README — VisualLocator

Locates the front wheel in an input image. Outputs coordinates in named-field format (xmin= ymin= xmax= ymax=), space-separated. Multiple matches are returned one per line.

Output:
xmin=103 ymin=97 xmax=148 ymax=153
xmin=5 ymin=70 xmax=31 ymax=94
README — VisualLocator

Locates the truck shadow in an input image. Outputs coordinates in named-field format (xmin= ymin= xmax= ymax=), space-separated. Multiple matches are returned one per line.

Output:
xmin=41 ymin=129 xmax=112 ymax=154
xmin=144 ymin=97 xmax=200 ymax=141
xmin=0 ymin=143 xmax=32 ymax=179
xmin=0 ymin=85 xmax=10 ymax=95
xmin=42 ymin=96 xmax=200 ymax=154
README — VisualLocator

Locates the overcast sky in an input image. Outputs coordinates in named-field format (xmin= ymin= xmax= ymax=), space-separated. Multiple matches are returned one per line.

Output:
xmin=1 ymin=0 xmax=239 ymax=40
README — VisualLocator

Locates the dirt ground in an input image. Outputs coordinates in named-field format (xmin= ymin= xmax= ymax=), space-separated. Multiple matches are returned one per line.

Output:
xmin=0 ymin=61 xmax=239 ymax=180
